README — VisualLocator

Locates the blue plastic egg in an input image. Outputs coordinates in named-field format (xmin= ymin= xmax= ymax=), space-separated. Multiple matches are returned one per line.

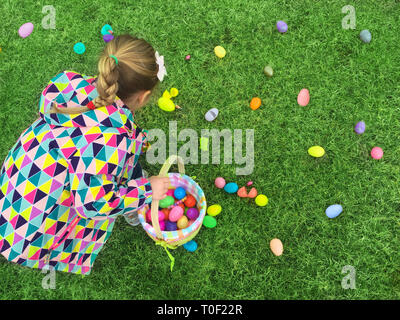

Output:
xmin=183 ymin=240 xmax=198 ymax=252
xmin=325 ymin=204 xmax=343 ymax=219
xmin=224 ymin=182 xmax=239 ymax=194
xmin=174 ymin=187 xmax=186 ymax=200
xmin=101 ymin=24 xmax=113 ymax=36
xmin=73 ymin=42 xmax=86 ymax=55
xmin=360 ymin=30 xmax=371 ymax=43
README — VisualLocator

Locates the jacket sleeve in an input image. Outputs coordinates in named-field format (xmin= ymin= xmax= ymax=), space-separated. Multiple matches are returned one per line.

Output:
xmin=68 ymin=134 xmax=152 ymax=220
xmin=70 ymin=172 xmax=152 ymax=220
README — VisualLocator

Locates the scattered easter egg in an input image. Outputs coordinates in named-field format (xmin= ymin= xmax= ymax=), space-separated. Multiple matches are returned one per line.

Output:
xmin=325 ymin=204 xmax=343 ymax=219
xmin=263 ymin=65 xmax=274 ymax=77
xmin=186 ymin=208 xmax=200 ymax=220
xmin=371 ymin=147 xmax=383 ymax=160
xmin=165 ymin=220 xmax=177 ymax=231
xmin=360 ymin=29 xmax=372 ymax=43
xmin=224 ymin=182 xmax=239 ymax=194
xmin=185 ymin=55 xmax=191 ymax=61
xmin=103 ymin=33 xmax=114 ymax=43
xmin=270 ymin=238 xmax=283 ymax=256
xmin=207 ymin=204 xmax=221 ymax=216
xmin=214 ymin=177 xmax=226 ymax=189
xmin=205 ymin=108 xmax=219 ymax=122
xmin=255 ymin=194 xmax=268 ymax=206
xmin=247 ymin=187 xmax=258 ymax=199
xmin=18 ymin=22 xmax=34 ymax=38
xmin=101 ymin=24 xmax=113 ymax=36
xmin=174 ymin=187 xmax=186 ymax=200
xmin=162 ymin=90 xmax=172 ymax=99
xmin=158 ymin=97 xmax=175 ymax=112
xmin=247 ymin=181 xmax=253 ymax=186
xmin=159 ymin=220 xmax=166 ymax=231
xmin=183 ymin=240 xmax=198 ymax=252
xmin=203 ymin=215 xmax=217 ymax=228
xmin=237 ymin=187 xmax=248 ymax=198
xmin=297 ymin=88 xmax=310 ymax=106
xmin=308 ymin=146 xmax=325 ymax=158
xmin=214 ymin=46 xmax=226 ymax=58
xmin=354 ymin=121 xmax=366 ymax=134
xmin=73 ymin=42 xmax=86 ymax=55
xmin=276 ymin=21 xmax=288 ymax=33
xmin=184 ymin=195 xmax=196 ymax=208
xmin=250 ymin=97 xmax=262 ymax=110
xmin=170 ymin=88 xmax=179 ymax=97
xmin=159 ymin=196 xmax=175 ymax=208
xmin=177 ymin=215 xmax=189 ymax=229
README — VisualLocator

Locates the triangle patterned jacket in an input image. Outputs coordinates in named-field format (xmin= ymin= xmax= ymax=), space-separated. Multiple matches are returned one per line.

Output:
xmin=0 ymin=70 xmax=153 ymax=275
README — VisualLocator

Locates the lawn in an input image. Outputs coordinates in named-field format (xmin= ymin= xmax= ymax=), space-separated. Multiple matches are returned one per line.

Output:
xmin=0 ymin=0 xmax=399 ymax=299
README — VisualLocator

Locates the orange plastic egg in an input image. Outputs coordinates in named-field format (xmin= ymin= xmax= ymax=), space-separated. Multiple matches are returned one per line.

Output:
xmin=250 ymin=97 xmax=261 ymax=110
xmin=184 ymin=195 xmax=196 ymax=208
xmin=161 ymin=208 xmax=170 ymax=221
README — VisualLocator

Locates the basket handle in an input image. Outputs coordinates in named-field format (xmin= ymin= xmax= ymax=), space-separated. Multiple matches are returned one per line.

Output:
xmin=151 ymin=155 xmax=185 ymax=239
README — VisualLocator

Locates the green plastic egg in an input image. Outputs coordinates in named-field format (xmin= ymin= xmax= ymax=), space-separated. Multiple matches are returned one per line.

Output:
xmin=159 ymin=196 xmax=174 ymax=208
xmin=203 ymin=215 xmax=217 ymax=228
xmin=158 ymin=97 xmax=175 ymax=112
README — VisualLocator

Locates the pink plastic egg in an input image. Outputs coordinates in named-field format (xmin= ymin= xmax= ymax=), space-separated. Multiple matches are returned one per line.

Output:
xmin=215 ymin=177 xmax=226 ymax=189
xmin=18 ymin=22 xmax=34 ymax=38
xmin=371 ymin=147 xmax=383 ymax=160
xmin=169 ymin=206 xmax=184 ymax=222
xmin=146 ymin=210 xmax=164 ymax=223
xmin=297 ymin=88 xmax=310 ymax=107
xmin=159 ymin=220 xmax=165 ymax=231
xmin=166 ymin=189 xmax=175 ymax=197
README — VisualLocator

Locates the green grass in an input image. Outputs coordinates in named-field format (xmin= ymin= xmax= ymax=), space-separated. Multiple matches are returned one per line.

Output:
xmin=1 ymin=0 xmax=400 ymax=299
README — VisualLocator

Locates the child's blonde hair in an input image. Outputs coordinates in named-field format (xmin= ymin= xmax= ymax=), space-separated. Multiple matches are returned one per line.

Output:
xmin=51 ymin=34 xmax=159 ymax=114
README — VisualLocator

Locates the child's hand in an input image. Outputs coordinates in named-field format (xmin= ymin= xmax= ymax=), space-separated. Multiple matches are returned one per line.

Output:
xmin=149 ymin=176 xmax=170 ymax=201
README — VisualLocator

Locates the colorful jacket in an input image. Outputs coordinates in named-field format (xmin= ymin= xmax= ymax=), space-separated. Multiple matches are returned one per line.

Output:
xmin=0 ymin=70 xmax=152 ymax=275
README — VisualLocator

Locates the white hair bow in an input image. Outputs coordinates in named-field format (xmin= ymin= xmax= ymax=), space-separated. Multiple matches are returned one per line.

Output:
xmin=155 ymin=51 xmax=167 ymax=82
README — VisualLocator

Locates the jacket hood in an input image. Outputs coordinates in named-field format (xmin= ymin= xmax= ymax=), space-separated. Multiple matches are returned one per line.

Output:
xmin=38 ymin=70 xmax=134 ymax=133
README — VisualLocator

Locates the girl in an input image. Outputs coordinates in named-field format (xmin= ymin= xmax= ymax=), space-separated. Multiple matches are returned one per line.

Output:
xmin=0 ymin=34 xmax=169 ymax=275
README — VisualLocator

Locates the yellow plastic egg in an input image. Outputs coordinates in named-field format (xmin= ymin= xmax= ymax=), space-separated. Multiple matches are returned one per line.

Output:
xmin=170 ymin=88 xmax=179 ymax=97
xmin=255 ymin=194 xmax=268 ymax=207
xmin=214 ymin=46 xmax=226 ymax=58
xmin=207 ymin=204 xmax=222 ymax=216
xmin=162 ymin=90 xmax=171 ymax=99
xmin=158 ymin=97 xmax=175 ymax=112
xmin=177 ymin=215 xmax=189 ymax=229
xmin=308 ymin=146 xmax=325 ymax=158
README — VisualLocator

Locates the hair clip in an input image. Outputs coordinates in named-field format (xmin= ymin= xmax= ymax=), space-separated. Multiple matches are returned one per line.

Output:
xmin=109 ymin=54 xmax=118 ymax=65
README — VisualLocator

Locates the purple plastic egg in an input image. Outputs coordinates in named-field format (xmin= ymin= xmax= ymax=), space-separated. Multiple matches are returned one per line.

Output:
xmin=165 ymin=220 xmax=177 ymax=231
xmin=186 ymin=208 xmax=199 ymax=220
xmin=276 ymin=20 xmax=288 ymax=33
xmin=354 ymin=121 xmax=366 ymax=134
xmin=103 ymin=33 xmax=114 ymax=42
